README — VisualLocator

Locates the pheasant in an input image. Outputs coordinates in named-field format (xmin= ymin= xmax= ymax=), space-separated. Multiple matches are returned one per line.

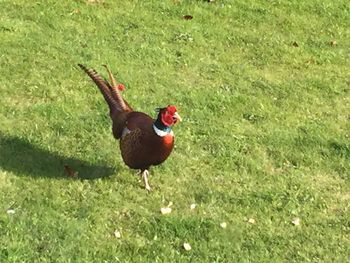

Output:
xmin=78 ymin=64 xmax=181 ymax=191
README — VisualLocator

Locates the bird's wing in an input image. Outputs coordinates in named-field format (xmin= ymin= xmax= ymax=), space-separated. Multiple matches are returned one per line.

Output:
xmin=120 ymin=128 xmax=145 ymax=168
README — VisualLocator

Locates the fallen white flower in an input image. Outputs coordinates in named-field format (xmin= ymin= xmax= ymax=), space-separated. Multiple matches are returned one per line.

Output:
xmin=183 ymin=242 xmax=192 ymax=251
xmin=6 ymin=209 xmax=15 ymax=215
xmin=220 ymin=222 xmax=227 ymax=229
xmin=247 ymin=218 xmax=256 ymax=224
xmin=190 ymin=204 xmax=196 ymax=210
xmin=160 ymin=207 xmax=172 ymax=215
xmin=292 ymin=217 xmax=300 ymax=226
xmin=114 ymin=230 xmax=121 ymax=239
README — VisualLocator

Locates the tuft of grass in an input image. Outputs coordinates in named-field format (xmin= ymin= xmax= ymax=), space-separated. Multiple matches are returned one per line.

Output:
xmin=1 ymin=0 xmax=349 ymax=261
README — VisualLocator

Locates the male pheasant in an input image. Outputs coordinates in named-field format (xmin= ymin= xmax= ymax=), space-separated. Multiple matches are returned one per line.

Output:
xmin=78 ymin=64 xmax=181 ymax=191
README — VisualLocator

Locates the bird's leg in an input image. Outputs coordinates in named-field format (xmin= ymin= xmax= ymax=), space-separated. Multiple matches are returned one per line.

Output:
xmin=141 ymin=170 xmax=151 ymax=191
xmin=103 ymin=64 xmax=118 ymax=88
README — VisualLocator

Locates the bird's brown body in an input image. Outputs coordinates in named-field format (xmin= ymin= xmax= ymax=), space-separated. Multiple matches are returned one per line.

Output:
xmin=118 ymin=111 xmax=174 ymax=170
xmin=78 ymin=64 xmax=180 ymax=190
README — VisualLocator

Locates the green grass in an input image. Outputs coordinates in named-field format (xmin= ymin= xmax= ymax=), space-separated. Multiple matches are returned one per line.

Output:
xmin=1 ymin=0 xmax=349 ymax=261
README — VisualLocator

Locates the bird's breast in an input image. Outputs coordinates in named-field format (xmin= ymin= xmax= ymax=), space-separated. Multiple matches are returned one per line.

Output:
xmin=162 ymin=133 xmax=174 ymax=147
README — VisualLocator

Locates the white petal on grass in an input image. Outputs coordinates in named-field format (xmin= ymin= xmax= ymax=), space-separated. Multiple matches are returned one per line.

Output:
xmin=247 ymin=218 xmax=256 ymax=224
xmin=114 ymin=229 xmax=121 ymax=239
xmin=190 ymin=204 xmax=196 ymax=210
xmin=160 ymin=207 xmax=172 ymax=215
xmin=220 ymin=222 xmax=227 ymax=229
xmin=183 ymin=242 xmax=192 ymax=251
xmin=292 ymin=217 xmax=300 ymax=226
xmin=6 ymin=209 xmax=15 ymax=215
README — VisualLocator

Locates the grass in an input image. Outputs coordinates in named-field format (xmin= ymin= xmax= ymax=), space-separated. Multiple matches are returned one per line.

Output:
xmin=0 ymin=0 xmax=349 ymax=261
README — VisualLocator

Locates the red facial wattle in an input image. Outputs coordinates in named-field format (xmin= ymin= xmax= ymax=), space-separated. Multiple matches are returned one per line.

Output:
xmin=161 ymin=112 xmax=175 ymax=126
xmin=160 ymin=105 xmax=181 ymax=127
xmin=166 ymin=105 xmax=177 ymax=115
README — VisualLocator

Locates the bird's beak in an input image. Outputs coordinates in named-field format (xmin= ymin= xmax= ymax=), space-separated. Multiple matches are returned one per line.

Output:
xmin=173 ymin=112 xmax=182 ymax=123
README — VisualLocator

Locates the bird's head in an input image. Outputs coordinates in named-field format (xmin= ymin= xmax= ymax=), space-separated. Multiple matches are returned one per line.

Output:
xmin=157 ymin=105 xmax=182 ymax=127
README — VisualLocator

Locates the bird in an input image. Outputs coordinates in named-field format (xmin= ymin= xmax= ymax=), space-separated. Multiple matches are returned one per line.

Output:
xmin=78 ymin=64 xmax=182 ymax=191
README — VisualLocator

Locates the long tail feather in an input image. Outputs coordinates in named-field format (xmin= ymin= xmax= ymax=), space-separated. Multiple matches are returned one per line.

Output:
xmin=102 ymin=64 xmax=130 ymax=112
xmin=78 ymin=64 xmax=124 ymax=113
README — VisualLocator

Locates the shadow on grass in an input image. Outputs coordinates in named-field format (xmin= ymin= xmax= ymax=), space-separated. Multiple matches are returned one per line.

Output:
xmin=0 ymin=133 xmax=116 ymax=179
xmin=329 ymin=141 xmax=350 ymax=159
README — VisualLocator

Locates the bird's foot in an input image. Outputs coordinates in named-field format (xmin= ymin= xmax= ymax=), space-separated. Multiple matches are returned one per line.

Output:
xmin=141 ymin=170 xmax=152 ymax=192
xmin=145 ymin=184 xmax=152 ymax=192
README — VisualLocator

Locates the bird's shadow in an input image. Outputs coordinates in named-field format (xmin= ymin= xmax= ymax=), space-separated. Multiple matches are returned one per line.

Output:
xmin=0 ymin=133 xmax=116 ymax=180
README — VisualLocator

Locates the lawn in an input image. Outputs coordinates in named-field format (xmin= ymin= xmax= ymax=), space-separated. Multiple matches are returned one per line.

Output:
xmin=0 ymin=0 xmax=349 ymax=262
